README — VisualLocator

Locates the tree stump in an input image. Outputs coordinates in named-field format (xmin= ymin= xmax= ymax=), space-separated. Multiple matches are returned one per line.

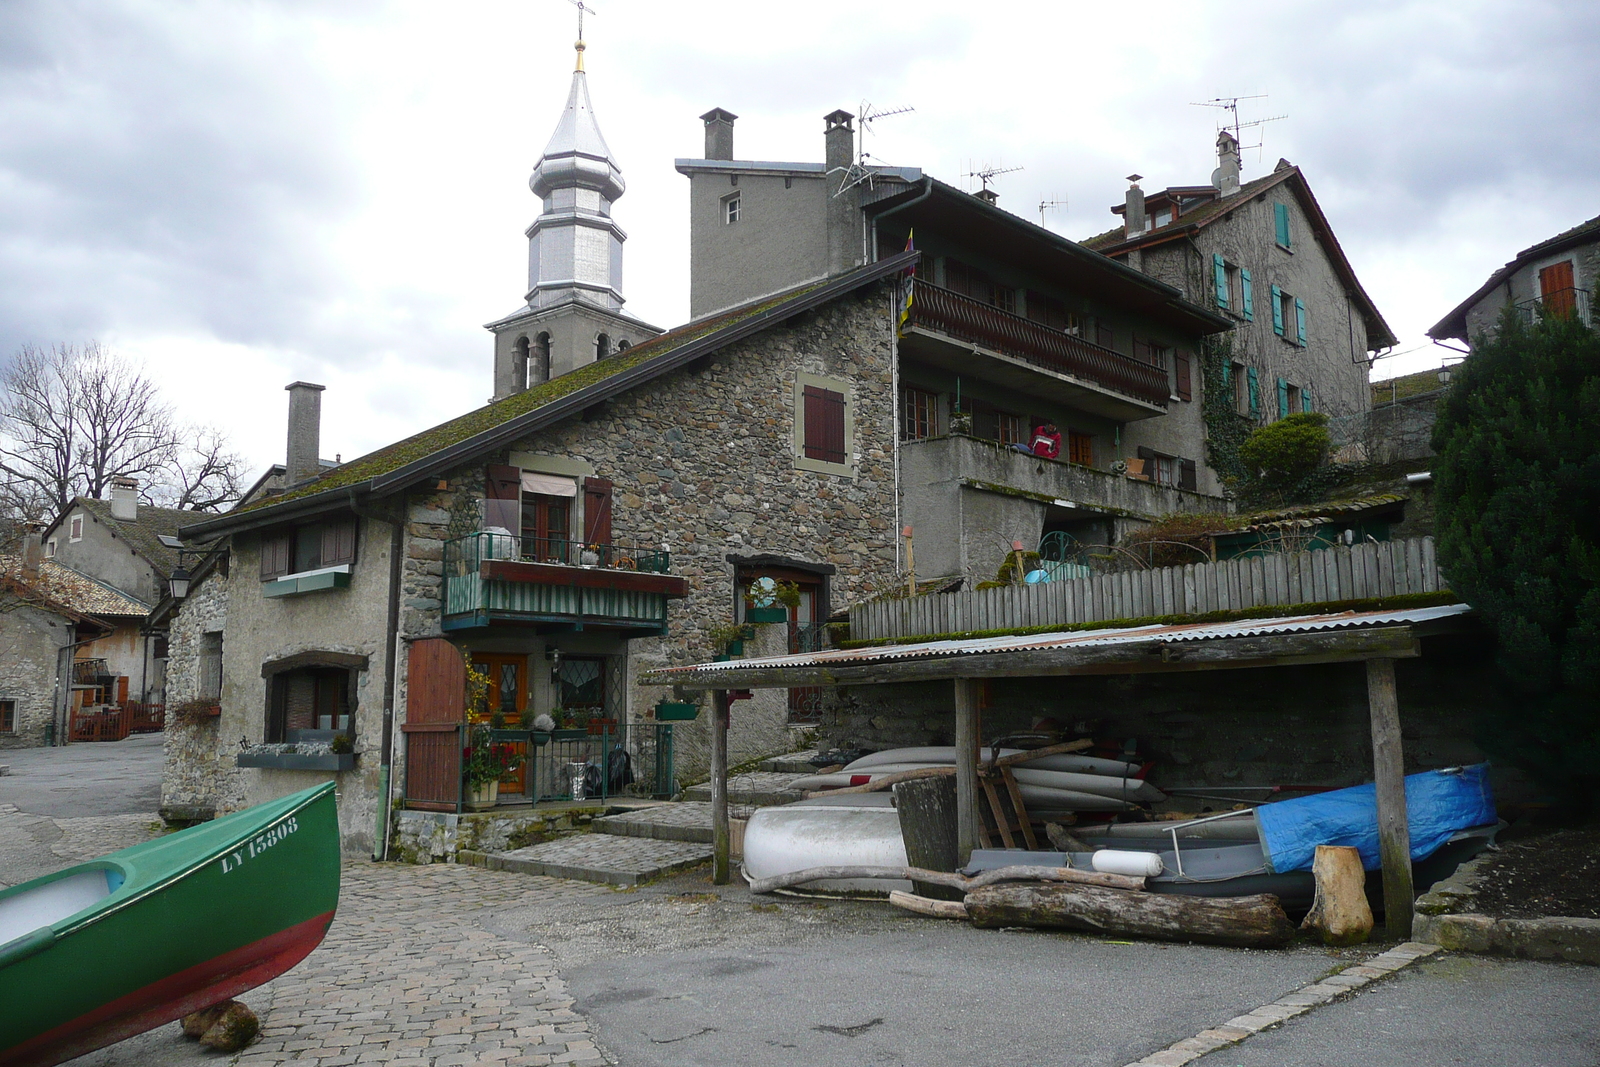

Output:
xmin=895 ymin=775 xmax=962 ymax=900
xmin=1301 ymin=844 xmax=1374 ymax=946
xmin=965 ymin=883 xmax=1295 ymax=948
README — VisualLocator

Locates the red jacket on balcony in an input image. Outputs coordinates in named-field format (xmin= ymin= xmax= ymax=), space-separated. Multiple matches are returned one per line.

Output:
xmin=1029 ymin=423 xmax=1062 ymax=459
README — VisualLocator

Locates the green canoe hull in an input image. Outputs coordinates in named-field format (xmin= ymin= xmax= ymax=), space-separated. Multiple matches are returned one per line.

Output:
xmin=0 ymin=782 xmax=340 ymax=1066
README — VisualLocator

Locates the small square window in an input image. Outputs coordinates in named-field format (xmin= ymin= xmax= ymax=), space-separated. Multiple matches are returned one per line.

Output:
xmin=69 ymin=515 xmax=83 ymax=541
xmin=45 ymin=540 xmax=56 ymax=558
xmin=724 ymin=196 xmax=740 ymax=224
xmin=0 ymin=699 xmax=14 ymax=733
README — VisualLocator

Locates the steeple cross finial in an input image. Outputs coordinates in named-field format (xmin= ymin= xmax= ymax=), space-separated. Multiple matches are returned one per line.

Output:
xmin=567 ymin=0 xmax=597 ymax=69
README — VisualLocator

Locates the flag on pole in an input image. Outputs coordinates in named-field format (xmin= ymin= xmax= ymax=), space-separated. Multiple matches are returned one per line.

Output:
xmin=897 ymin=230 xmax=916 ymax=337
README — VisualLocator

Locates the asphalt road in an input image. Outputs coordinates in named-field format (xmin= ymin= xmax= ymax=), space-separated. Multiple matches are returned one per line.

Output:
xmin=0 ymin=733 xmax=164 ymax=817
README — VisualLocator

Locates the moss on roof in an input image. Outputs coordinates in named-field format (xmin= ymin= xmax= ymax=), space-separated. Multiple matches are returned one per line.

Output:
xmin=71 ymin=498 xmax=196 ymax=574
xmin=245 ymin=284 xmax=823 ymax=513
xmin=1371 ymin=368 xmax=1445 ymax=406
xmin=0 ymin=557 xmax=151 ymax=617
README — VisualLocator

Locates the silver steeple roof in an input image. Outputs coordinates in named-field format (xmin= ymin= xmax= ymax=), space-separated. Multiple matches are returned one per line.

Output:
xmin=530 ymin=45 xmax=624 ymax=201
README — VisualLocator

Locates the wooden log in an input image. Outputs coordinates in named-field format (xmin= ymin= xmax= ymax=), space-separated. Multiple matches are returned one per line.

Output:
xmin=1301 ymin=844 xmax=1373 ymax=946
xmin=895 ymin=775 xmax=962 ymax=901
xmin=1366 ymin=657 xmax=1414 ymax=937
xmin=747 ymin=863 xmax=1145 ymax=896
xmin=964 ymin=883 xmax=1295 ymax=949
xmin=888 ymin=890 xmax=969 ymax=920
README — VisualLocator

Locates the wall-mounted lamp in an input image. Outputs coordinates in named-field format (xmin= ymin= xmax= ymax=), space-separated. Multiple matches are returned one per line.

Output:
xmin=167 ymin=548 xmax=202 ymax=600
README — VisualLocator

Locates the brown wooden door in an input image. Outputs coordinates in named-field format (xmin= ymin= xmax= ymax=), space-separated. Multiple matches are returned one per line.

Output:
xmin=402 ymin=638 xmax=466 ymax=811
xmin=473 ymin=653 xmax=529 ymax=793
xmin=1539 ymin=261 xmax=1576 ymax=317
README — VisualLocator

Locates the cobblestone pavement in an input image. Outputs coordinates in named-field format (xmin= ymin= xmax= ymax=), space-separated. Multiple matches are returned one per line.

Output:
xmin=593 ymin=802 xmax=714 ymax=841
xmin=489 ymin=835 xmax=712 ymax=886
xmin=0 ymin=802 xmax=161 ymax=887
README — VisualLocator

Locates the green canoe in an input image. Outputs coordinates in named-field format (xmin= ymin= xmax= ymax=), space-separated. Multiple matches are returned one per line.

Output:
xmin=0 ymin=782 xmax=340 ymax=1067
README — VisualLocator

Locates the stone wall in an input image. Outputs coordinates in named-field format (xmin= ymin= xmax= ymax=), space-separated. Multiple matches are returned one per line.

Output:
xmin=0 ymin=601 xmax=73 ymax=748
xmin=161 ymin=567 xmax=239 ymax=820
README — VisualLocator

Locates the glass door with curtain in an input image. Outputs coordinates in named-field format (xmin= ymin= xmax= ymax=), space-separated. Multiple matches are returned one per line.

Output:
xmin=471 ymin=653 xmax=529 ymax=795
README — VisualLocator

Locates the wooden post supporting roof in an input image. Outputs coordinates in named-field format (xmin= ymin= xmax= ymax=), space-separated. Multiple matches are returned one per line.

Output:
xmin=1366 ymin=657 xmax=1413 ymax=937
xmin=711 ymin=689 xmax=730 ymax=885
xmin=953 ymin=678 xmax=980 ymax=865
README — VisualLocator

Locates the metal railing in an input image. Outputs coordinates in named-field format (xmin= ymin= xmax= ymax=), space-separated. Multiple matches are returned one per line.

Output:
xmin=448 ymin=531 xmax=671 ymax=574
xmin=72 ymin=658 xmax=109 ymax=685
xmin=514 ymin=722 xmax=679 ymax=802
xmin=1515 ymin=287 xmax=1592 ymax=328
xmin=908 ymin=281 xmax=1172 ymax=405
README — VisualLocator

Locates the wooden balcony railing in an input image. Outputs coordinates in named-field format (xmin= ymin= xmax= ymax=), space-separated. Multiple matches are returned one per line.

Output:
xmin=908 ymin=282 xmax=1172 ymax=405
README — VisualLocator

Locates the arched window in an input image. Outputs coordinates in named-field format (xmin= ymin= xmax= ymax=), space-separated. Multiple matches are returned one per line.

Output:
xmin=512 ymin=336 xmax=530 ymax=391
xmin=595 ymin=333 xmax=610 ymax=361
xmin=616 ymin=339 xmax=630 ymax=353
xmin=534 ymin=332 xmax=551 ymax=383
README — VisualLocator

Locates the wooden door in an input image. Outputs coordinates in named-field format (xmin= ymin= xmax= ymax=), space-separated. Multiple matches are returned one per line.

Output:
xmin=473 ymin=653 xmax=530 ymax=794
xmin=1539 ymin=261 xmax=1576 ymax=317
xmin=402 ymin=638 xmax=466 ymax=812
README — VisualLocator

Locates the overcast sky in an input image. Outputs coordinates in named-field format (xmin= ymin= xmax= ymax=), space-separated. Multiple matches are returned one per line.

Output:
xmin=2 ymin=0 xmax=1596 ymax=479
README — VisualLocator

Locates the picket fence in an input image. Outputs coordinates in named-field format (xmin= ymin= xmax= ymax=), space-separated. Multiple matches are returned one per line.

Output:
xmin=852 ymin=537 xmax=1445 ymax=642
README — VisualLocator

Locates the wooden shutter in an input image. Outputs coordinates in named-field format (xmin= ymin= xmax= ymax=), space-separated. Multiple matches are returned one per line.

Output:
xmin=1212 ymin=253 xmax=1229 ymax=308
xmin=582 ymin=477 xmax=613 ymax=546
xmin=1095 ymin=322 xmax=1114 ymax=350
xmin=1271 ymin=284 xmax=1285 ymax=335
xmin=1178 ymin=458 xmax=1198 ymax=491
xmin=1275 ymin=203 xmax=1291 ymax=248
xmin=1277 ymin=378 xmax=1291 ymax=419
xmin=1174 ymin=351 xmax=1192 ymax=402
xmin=1294 ymin=299 xmax=1307 ymax=346
xmin=260 ymin=532 xmax=291 ymax=579
xmin=320 ymin=519 xmax=357 ymax=566
xmin=1539 ymin=261 xmax=1577 ymax=316
xmin=485 ymin=464 xmax=521 ymax=500
xmin=803 ymin=386 xmax=847 ymax=464
xmin=1247 ymin=368 xmax=1261 ymax=415
xmin=1240 ymin=269 xmax=1254 ymax=321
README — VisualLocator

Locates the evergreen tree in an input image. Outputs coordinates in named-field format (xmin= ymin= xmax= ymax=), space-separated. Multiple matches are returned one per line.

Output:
xmin=1433 ymin=310 xmax=1600 ymax=810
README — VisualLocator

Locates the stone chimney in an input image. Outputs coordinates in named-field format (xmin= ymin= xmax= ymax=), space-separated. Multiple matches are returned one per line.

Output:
xmin=285 ymin=382 xmax=326 ymax=487
xmin=110 ymin=476 xmax=138 ymax=521
xmin=21 ymin=522 xmax=43 ymax=582
xmin=1214 ymin=130 xmax=1242 ymax=196
xmin=973 ymin=187 xmax=999 ymax=207
xmin=701 ymin=107 xmax=737 ymax=161
xmin=1123 ymin=175 xmax=1147 ymax=237
xmin=823 ymin=109 xmax=859 ymax=277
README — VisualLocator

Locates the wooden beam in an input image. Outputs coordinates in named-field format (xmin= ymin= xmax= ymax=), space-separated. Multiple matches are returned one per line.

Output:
xmin=645 ymin=627 xmax=1422 ymax=690
xmin=954 ymin=678 xmax=980 ymax=865
xmin=711 ymin=689 xmax=730 ymax=886
xmin=1366 ymin=657 xmax=1413 ymax=938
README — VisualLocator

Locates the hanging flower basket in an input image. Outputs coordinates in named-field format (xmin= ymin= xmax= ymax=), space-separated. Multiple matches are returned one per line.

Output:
xmin=654 ymin=701 xmax=700 ymax=722
xmin=746 ymin=607 xmax=788 ymax=623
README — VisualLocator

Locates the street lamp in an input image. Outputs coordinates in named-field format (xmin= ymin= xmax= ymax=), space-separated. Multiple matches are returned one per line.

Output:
xmin=167 ymin=564 xmax=191 ymax=600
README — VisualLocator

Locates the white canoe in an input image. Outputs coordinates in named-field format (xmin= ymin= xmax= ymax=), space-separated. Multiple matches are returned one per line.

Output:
xmin=844 ymin=747 xmax=1141 ymax=778
xmin=741 ymin=796 xmax=909 ymax=894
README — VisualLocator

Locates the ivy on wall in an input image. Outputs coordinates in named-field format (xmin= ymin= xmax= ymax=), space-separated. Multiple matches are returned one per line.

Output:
xmin=1198 ymin=336 xmax=1253 ymax=492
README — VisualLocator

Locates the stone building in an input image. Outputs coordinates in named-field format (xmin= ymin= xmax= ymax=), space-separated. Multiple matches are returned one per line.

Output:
xmin=1081 ymin=131 xmax=1396 ymax=430
xmin=1428 ymin=211 xmax=1599 ymax=346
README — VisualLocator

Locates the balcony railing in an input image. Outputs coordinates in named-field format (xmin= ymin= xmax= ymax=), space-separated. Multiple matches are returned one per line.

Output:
xmin=1515 ymin=287 xmax=1592 ymax=328
xmin=907 ymin=281 xmax=1172 ymax=406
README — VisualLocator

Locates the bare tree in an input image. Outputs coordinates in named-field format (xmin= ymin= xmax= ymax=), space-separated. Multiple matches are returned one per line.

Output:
xmin=1 ymin=341 xmax=245 ymax=518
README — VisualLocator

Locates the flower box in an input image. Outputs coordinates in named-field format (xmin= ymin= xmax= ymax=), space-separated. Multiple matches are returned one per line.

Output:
xmin=746 ymin=606 xmax=788 ymax=623
xmin=550 ymin=729 xmax=586 ymax=741
xmin=654 ymin=701 xmax=700 ymax=722
xmin=587 ymin=717 xmax=618 ymax=736
xmin=237 ymin=751 xmax=356 ymax=772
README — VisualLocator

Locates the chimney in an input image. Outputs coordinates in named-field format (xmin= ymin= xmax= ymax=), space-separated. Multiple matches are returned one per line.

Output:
xmin=823 ymin=109 xmax=858 ymax=277
xmin=110 ymin=476 xmax=138 ymax=522
xmin=1123 ymin=175 xmax=1147 ymax=237
xmin=21 ymin=522 xmax=43 ymax=582
xmin=700 ymin=107 xmax=737 ymax=161
xmin=1214 ymin=130 xmax=1242 ymax=196
xmin=973 ymin=187 xmax=999 ymax=207
xmin=285 ymin=381 xmax=326 ymax=487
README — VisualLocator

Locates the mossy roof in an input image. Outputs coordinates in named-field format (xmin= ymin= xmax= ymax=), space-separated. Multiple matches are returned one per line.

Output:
xmin=1371 ymin=368 xmax=1445 ymax=406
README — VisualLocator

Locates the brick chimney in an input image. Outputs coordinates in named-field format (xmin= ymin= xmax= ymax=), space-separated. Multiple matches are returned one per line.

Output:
xmin=1123 ymin=174 xmax=1147 ymax=237
xmin=21 ymin=522 xmax=43 ymax=582
xmin=1214 ymin=130 xmax=1241 ymax=196
xmin=285 ymin=382 xmax=326 ymax=487
xmin=701 ymin=107 xmax=737 ymax=161
xmin=110 ymin=476 xmax=138 ymax=521
xmin=823 ymin=109 xmax=858 ymax=277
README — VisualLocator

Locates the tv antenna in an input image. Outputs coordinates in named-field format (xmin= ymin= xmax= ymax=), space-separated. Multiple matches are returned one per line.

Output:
xmin=1190 ymin=95 xmax=1286 ymax=158
xmin=1038 ymin=196 xmax=1068 ymax=226
xmin=964 ymin=163 xmax=1023 ymax=194
xmin=838 ymin=101 xmax=915 ymax=195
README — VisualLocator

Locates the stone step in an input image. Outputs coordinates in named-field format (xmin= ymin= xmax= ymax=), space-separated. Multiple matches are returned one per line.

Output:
xmin=759 ymin=750 xmax=819 ymax=774
xmin=472 ymin=834 xmax=712 ymax=887
xmin=593 ymin=802 xmax=714 ymax=844
xmin=682 ymin=770 xmax=809 ymax=808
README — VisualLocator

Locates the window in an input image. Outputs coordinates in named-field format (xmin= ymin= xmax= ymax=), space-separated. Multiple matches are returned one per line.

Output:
xmin=1213 ymin=257 xmax=1253 ymax=321
xmin=522 ymin=493 xmax=571 ymax=562
xmin=534 ymin=332 xmax=551 ymax=384
xmin=267 ymin=666 xmax=351 ymax=743
xmin=1153 ymin=209 xmax=1172 ymax=228
xmin=1026 ymin=292 xmax=1081 ymax=335
xmin=1135 ymin=448 xmax=1196 ymax=490
xmin=595 ymin=333 xmax=611 ymax=361
xmin=1274 ymin=202 xmax=1293 ymax=250
xmin=998 ymin=413 xmax=1028 ymax=448
xmin=795 ymin=372 xmax=853 ymax=476
xmin=943 ymin=258 xmax=992 ymax=301
xmin=1270 ymin=285 xmax=1307 ymax=346
xmin=0 ymin=699 xmax=14 ymax=733
xmin=724 ymin=195 xmax=740 ymax=224
xmin=991 ymin=285 xmax=1017 ymax=315
xmin=1174 ymin=350 xmax=1192 ymax=402
xmin=616 ymin=339 xmax=630 ymax=352
xmin=45 ymin=539 xmax=56 ymax=558
xmin=1247 ymin=367 xmax=1261 ymax=417
xmin=1285 ymin=383 xmax=1301 ymax=417
xmin=69 ymin=515 xmax=83 ymax=542
xmin=1067 ymin=431 xmax=1094 ymax=467
xmin=199 ymin=632 xmax=223 ymax=702
xmin=261 ymin=519 xmax=357 ymax=580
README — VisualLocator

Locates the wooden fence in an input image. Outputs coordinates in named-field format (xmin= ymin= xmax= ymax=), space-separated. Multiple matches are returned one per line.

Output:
xmin=853 ymin=537 xmax=1446 ymax=642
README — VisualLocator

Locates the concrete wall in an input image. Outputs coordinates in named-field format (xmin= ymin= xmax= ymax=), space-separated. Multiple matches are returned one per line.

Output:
xmin=686 ymin=169 xmax=830 ymax=317
xmin=1462 ymin=236 xmax=1600 ymax=344
xmin=0 ymin=602 xmax=73 ymax=748
xmin=49 ymin=506 xmax=161 ymax=605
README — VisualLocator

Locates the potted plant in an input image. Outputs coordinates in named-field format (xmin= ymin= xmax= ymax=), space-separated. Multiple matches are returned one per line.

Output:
xmin=580 ymin=543 xmax=601 ymax=567
xmin=587 ymin=712 xmax=617 ymax=736
xmin=171 ymin=698 xmax=222 ymax=724
xmin=707 ymin=622 xmax=750 ymax=659
xmin=550 ymin=708 xmax=586 ymax=741
xmin=654 ymin=698 xmax=700 ymax=721
xmin=744 ymin=577 xmax=791 ymax=623
xmin=463 ymin=724 xmax=525 ymax=810
xmin=519 ymin=706 xmax=550 ymax=746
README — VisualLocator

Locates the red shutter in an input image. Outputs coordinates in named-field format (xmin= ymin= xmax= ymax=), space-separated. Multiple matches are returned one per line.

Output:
xmin=803 ymin=386 xmax=846 ymax=463
xmin=1539 ymin=261 xmax=1576 ymax=316
xmin=260 ymin=532 xmax=291 ymax=579
xmin=1175 ymin=351 xmax=1192 ymax=402
xmin=485 ymin=464 xmax=521 ymax=500
xmin=582 ymin=477 xmax=613 ymax=546
xmin=321 ymin=519 xmax=357 ymax=566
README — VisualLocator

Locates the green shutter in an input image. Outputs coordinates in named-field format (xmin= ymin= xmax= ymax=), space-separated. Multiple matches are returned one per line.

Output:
xmin=1222 ymin=361 xmax=1232 ymax=389
xmin=1275 ymin=203 xmax=1291 ymax=249
xmin=1240 ymin=269 xmax=1254 ymax=321
xmin=1212 ymin=253 xmax=1228 ymax=308
xmin=1247 ymin=367 xmax=1260 ymax=415
xmin=1270 ymin=284 xmax=1284 ymax=335
xmin=1277 ymin=378 xmax=1290 ymax=419
xmin=1302 ymin=390 xmax=1313 ymax=413
xmin=1295 ymin=298 xmax=1307 ymax=346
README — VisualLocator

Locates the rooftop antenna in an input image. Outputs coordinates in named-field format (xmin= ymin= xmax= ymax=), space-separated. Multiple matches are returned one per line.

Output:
xmin=1038 ymin=196 xmax=1068 ymax=226
xmin=839 ymin=101 xmax=915 ymax=195
xmin=1190 ymin=95 xmax=1287 ymax=161
xmin=964 ymin=163 xmax=1024 ymax=193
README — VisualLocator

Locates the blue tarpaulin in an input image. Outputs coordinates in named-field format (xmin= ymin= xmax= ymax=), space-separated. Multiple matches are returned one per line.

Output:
xmin=1257 ymin=765 xmax=1496 ymax=873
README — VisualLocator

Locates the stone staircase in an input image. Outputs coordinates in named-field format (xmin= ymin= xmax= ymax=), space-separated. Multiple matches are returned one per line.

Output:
xmin=469 ymin=756 xmax=820 ymax=887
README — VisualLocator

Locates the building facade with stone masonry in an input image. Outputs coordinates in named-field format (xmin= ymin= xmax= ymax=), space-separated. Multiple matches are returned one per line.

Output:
xmin=1082 ymin=131 xmax=1396 ymax=437
xmin=679 ymin=107 xmax=1245 ymax=580
xmin=166 ymin=261 xmax=906 ymax=853
xmin=1429 ymin=211 xmax=1599 ymax=347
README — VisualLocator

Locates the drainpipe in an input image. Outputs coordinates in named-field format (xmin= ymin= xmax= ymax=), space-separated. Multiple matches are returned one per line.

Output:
xmin=350 ymin=489 xmax=405 ymax=861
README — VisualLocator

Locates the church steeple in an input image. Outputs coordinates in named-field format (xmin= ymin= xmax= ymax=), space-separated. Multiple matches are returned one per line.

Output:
xmin=486 ymin=36 xmax=658 ymax=401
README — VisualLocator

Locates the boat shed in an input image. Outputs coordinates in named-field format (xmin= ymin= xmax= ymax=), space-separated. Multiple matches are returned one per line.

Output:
xmin=644 ymin=603 xmax=1478 ymax=936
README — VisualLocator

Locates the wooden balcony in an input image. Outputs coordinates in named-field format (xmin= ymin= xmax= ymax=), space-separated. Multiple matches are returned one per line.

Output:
xmin=443 ymin=533 xmax=689 ymax=633
xmin=904 ymin=282 xmax=1172 ymax=419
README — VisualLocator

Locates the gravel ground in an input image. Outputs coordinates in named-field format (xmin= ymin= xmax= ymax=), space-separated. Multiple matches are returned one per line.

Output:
xmin=1469 ymin=824 xmax=1600 ymax=919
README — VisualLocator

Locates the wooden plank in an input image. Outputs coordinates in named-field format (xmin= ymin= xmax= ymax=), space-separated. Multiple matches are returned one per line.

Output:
xmin=1187 ymin=563 xmax=1201 ymax=614
xmin=999 ymin=766 xmax=1038 ymax=849
xmin=980 ymin=776 xmax=1015 ymax=849
xmin=1422 ymin=536 xmax=1439 ymax=592
xmin=1366 ymin=657 xmax=1413 ymax=938
xmin=1377 ymin=541 xmax=1396 ymax=597
xmin=712 ymin=689 xmax=731 ymax=885
xmin=954 ymin=678 xmax=981 ymax=864
xmin=1335 ymin=545 xmax=1353 ymax=601
xmin=1405 ymin=538 xmax=1424 ymax=596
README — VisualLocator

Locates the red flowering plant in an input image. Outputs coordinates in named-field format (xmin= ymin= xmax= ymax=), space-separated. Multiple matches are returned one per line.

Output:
xmin=463 ymin=724 xmax=526 ymax=786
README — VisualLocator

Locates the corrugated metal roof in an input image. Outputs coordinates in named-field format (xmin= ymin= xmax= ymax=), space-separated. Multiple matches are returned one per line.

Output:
xmin=650 ymin=604 xmax=1473 ymax=680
